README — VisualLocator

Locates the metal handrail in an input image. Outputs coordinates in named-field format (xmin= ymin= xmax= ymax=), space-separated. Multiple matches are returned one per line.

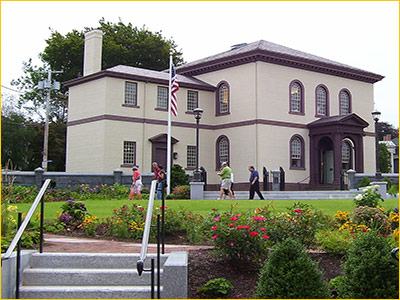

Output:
xmin=137 ymin=180 xmax=158 ymax=274
xmin=2 ymin=179 xmax=51 ymax=261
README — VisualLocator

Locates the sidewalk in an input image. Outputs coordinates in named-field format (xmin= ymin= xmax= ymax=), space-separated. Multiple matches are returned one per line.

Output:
xmin=43 ymin=233 xmax=212 ymax=253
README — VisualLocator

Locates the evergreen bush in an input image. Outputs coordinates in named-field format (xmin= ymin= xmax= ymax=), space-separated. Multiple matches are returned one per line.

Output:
xmin=358 ymin=176 xmax=371 ymax=188
xmin=255 ymin=238 xmax=331 ymax=299
xmin=336 ymin=230 xmax=399 ymax=299
xmin=170 ymin=164 xmax=189 ymax=190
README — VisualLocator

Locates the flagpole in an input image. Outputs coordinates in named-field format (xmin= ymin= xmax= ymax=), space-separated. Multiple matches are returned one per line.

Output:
xmin=167 ymin=50 xmax=173 ymax=195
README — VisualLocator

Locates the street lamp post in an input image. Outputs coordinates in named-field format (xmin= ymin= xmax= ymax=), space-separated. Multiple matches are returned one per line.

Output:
xmin=193 ymin=108 xmax=203 ymax=182
xmin=371 ymin=110 xmax=382 ymax=180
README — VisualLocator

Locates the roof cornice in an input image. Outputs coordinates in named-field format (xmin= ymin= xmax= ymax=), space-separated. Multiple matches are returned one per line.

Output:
xmin=64 ymin=70 xmax=216 ymax=92
xmin=177 ymin=49 xmax=384 ymax=84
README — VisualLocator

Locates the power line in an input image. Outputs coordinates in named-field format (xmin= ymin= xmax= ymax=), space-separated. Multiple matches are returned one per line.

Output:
xmin=1 ymin=85 xmax=24 ymax=94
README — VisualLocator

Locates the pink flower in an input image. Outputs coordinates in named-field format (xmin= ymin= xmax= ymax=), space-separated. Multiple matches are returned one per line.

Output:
xmin=243 ymin=225 xmax=250 ymax=229
xmin=228 ymin=224 xmax=234 ymax=228
xmin=229 ymin=242 xmax=234 ymax=246
xmin=139 ymin=208 xmax=144 ymax=211
xmin=237 ymin=225 xmax=243 ymax=229
xmin=262 ymin=235 xmax=270 ymax=239
xmin=211 ymin=225 xmax=218 ymax=231
xmin=253 ymin=216 xmax=265 ymax=221
xmin=235 ymin=293 xmax=243 ymax=298
xmin=214 ymin=217 xmax=220 ymax=221
xmin=230 ymin=216 xmax=238 ymax=221
xmin=295 ymin=209 xmax=303 ymax=213
xmin=250 ymin=231 xmax=259 ymax=237
xmin=121 ymin=207 xmax=126 ymax=211
xmin=211 ymin=234 xmax=218 ymax=239
xmin=260 ymin=227 xmax=267 ymax=231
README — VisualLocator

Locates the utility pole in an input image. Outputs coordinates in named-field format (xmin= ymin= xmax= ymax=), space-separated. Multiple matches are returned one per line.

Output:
xmin=38 ymin=69 xmax=62 ymax=171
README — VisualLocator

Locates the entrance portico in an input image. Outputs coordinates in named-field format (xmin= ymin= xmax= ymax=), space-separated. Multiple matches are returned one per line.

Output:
xmin=307 ymin=114 xmax=369 ymax=185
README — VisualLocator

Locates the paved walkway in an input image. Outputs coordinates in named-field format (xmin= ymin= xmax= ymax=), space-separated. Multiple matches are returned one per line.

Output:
xmin=43 ymin=234 xmax=212 ymax=253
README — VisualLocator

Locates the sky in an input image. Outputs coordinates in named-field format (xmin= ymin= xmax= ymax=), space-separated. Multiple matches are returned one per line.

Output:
xmin=1 ymin=1 xmax=399 ymax=126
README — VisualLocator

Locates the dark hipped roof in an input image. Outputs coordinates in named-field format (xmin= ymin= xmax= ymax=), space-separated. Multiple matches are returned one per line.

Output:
xmin=64 ymin=65 xmax=216 ymax=91
xmin=176 ymin=40 xmax=384 ymax=83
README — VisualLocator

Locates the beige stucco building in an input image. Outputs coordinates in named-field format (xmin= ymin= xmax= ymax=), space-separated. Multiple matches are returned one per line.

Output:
xmin=65 ymin=30 xmax=384 ymax=190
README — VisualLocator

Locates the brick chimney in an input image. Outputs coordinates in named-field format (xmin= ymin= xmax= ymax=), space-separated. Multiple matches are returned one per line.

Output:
xmin=83 ymin=29 xmax=103 ymax=76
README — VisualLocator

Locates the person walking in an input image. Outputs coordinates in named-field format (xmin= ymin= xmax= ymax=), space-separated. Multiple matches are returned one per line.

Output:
xmin=249 ymin=166 xmax=264 ymax=200
xmin=152 ymin=162 xmax=160 ymax=180
xmin=157 ymin=165 xmax=166 ymax=200
xmin=217 ymin=162 xmax=235 ymax=200
xmin=129 ymin=166 xmax=143 ymax=200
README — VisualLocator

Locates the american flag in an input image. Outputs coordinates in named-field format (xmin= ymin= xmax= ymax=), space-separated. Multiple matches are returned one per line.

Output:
xmin=170 ymin=65 xmax=179 ymax=116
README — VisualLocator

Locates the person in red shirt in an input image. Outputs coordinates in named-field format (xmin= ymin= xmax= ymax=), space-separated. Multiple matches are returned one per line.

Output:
xmin=152 ymin=162 xmax=160 ymax=180
xmin=129 ymin=166 xmax=143 ymax=200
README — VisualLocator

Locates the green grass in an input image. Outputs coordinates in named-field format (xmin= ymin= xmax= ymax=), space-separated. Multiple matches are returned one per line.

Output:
xmin=13 ymin=198 xmax=399 ymax=220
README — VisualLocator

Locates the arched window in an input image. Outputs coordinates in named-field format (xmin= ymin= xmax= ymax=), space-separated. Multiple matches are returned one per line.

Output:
xmin=216 ymin=135 xmax=230 ymax=169
xmin=216 ymin=81 xmax=230 ymax=116
xmin=290 ymin=135 xmax=305 ymax=169
xmin=315 ymin=85 xmax=329 ymax=116
xmin=289 ymin=80 xmax=304 ymax=114
xmin=341 ymin=141 xmax=352 ymax=170
xmin=339 ymin=89 xmax=351 ymax=115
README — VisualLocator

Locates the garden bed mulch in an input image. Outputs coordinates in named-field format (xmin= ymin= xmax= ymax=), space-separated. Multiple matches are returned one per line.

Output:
xmin=188 ymin=249 xmax=344 ymax=299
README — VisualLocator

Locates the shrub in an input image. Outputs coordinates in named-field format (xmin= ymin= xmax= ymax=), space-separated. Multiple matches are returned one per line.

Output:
xmin=172 ymin=185 xmax=190 ymax=199
xmin=336 ymin=230 xmax=399 ymax=299
xmin=60 ymin=200 xmax=88 ymax=225
xmin=354 ymin=185 xmax=383 ymax=207
xmin=316 ymin=230 xmax=354 ymax=257
xmin=267 ymin=202 xmax=331 ymax=248
xmin=383 ymin=176 xmax=393 ymax=189
xmin=198 ymin=278 xmax=233 ymax=298
xmin=358 ymin=176 xmax=371 ymax=188
xmin=255 ymin=238 xmax=331 ymax=299
xmin=209 ymin=210 xmax=271 ymax=265
xmin=170 ymin=164 xmax=189 ymax=190
xmin=107 ymin=203 xmax=146 ymax=239
xmin=351 ymin=206 xmax=390 ymax=234
xmin=387 ymin=184 xmax=399 ymax=197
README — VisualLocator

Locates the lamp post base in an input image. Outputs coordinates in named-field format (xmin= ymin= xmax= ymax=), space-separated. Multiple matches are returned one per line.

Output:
xmin=190 ymin=181 xmax=204 ymax=200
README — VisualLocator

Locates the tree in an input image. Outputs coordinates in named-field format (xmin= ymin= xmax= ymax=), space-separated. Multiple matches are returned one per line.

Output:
xmin=378 ymin=143 xmax=392 ymax=173
xmin=9 ymin=19 xmax=185 ymax=171
xmin=11 ymin=19 xmax=184 ymax=122
xmin=377 ymin=121 xmax=399 ymax=141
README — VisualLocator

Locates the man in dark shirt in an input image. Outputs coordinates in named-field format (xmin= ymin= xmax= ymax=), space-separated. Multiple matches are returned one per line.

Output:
xmin=249 ymin=166 xmax=264 ymax=200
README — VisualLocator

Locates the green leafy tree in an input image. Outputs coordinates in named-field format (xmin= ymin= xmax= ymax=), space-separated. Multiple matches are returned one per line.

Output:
xmin=377 ymin=121 xmax=399 ymax=141
xmin=170 ymin=164 xmax=190 ymax=190
xmin=378 ymin=143 xmax=392 ymax=173
xmin=10 ymin=18 xmax=185 ymax=170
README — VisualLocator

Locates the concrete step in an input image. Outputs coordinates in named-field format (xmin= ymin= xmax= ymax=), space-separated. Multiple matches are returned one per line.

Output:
xmin=203 ymin=191 xmax=355 ymax=200
xmin=19 ymin=285 xmax=159 ymax=299
xmin=30 ymin=252 xmax=168 ymax=269
xmin=23 ymin=268 xmax=161 ymax=286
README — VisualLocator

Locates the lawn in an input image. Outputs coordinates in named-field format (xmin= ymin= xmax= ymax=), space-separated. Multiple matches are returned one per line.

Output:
xmin=14 ymin=198 xmax=399 ymax=220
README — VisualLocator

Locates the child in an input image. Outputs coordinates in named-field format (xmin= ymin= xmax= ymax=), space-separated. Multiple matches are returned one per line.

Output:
xmin=129 ymin=166 xmax=143 ymax=200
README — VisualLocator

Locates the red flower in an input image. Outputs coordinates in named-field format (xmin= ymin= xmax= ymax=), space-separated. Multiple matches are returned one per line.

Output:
xmin=211 ymin=225 xmax=218 ymax=231
xmin=113 ymin=209 xmax=117 ymax=212
xmin=378 ymin=233 xmax=383 ymax=236
xmin=260 ymin=228 xmax=267 ymax=231
xmin=243 ymin=225 xmax=250 ymax=229
xmin=139 ymin=208 xmax=144 ymax=211
xmin=262 ymin=235 xmax=270 ymax=239
xmin=212 ymin=234 xmax=218 ymax=239
xmin=230 ymin=216 xmax=238 ymax=221
xmin=362 ymin=229 xmax=367 ymax=232
xmin=228 ymin=224 xmax=234 ymax=228
xmin=237 ymin=225 xmax=243 ymax=229
xmin=295 ymin=209 xmax=303 ymax=213
xmin=229 ymin=242 xmax=234 ymax=246
xmin=250 ymin=231 xmax=259 ymax=237
xmin=350 ymin=231 xmax=355 ymax=234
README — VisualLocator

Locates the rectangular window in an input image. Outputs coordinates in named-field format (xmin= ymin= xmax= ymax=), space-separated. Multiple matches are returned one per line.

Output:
xmin=157 ymin=86 xmax=168 ymax=109
xmin=187 ymin=90 xmax=198 ymax=112
xmin=124 ymin=82 xmax=137 ymax=105
xmin=187 ymin=145 xmax=197 ymax=168
xmin=123 ymin=141 xmax=136 ymax=165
